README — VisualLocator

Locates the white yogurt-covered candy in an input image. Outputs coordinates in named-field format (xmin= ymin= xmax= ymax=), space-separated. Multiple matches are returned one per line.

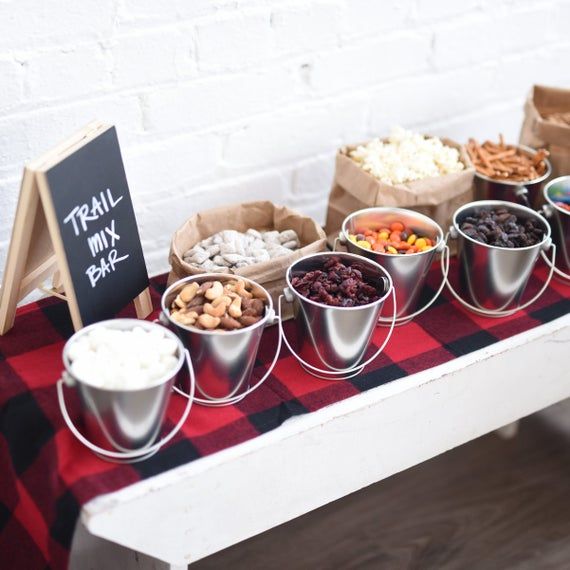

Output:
xmin=183 ymin=227 xmax=301 ymax=273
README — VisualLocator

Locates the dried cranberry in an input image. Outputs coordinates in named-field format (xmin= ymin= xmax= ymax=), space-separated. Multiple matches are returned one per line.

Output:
xmin=292 ymin=258 xmax=383 ymax=307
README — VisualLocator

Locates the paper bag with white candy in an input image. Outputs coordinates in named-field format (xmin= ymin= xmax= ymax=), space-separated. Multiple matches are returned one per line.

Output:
xmin=168 ymin=201 xmax=327 ymax=320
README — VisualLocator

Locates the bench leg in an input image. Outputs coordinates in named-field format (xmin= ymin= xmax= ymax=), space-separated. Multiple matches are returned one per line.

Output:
xmin=70 ymin=520 xmax=187 ymax=569
xmin=495 ymin=420 xmax=520 ymax=440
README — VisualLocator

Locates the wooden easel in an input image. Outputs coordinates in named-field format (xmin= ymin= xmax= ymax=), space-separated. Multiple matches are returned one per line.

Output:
xmin=0 ymin=121 xmax=152 ymax=335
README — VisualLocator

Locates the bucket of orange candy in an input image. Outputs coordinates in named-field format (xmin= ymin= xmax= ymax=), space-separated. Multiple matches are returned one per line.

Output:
xmin=338 ymin=207 xmax=448 ymax=324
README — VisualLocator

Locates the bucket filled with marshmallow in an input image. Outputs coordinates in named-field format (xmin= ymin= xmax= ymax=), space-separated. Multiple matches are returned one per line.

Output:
xmin=57 ymin=319 xmax=195 ymax=463
xmin=160 ymin=274 xmax=281 ymax=406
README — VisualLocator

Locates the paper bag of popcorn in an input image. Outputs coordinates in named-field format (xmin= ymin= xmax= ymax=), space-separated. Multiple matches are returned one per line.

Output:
xmin=168 ymin=201 xmax=327 ymax=319
xmin=324 ymin=131 xmax=475 ymax=237
xmin=520 ymin=85 xmax=570 ymax=179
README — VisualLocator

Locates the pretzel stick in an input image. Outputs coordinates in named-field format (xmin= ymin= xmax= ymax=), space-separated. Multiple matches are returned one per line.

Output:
xmin=490 ymin=149 xmax=516 ymax=161
xmin=468 ymin=135 xmax=548 ymax=182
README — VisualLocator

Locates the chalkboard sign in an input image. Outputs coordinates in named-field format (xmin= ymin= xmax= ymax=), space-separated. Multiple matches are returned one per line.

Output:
xmin=0 ymin=122 xmax=152 ymax=334
xmin=43 ymin=126 xmax=149 ymax=325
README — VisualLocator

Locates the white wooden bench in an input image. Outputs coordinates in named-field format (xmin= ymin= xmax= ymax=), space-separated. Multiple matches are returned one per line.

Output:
xmin=70 ymin=313 xmax=570 ymax=569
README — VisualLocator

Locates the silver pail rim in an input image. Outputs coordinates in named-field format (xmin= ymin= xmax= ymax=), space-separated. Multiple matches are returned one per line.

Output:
xmin=341 ymin=206 xmax=444 ymax=257
xmin=62 ymin=318 xmax=186 ymax=393
xmin=452 ymin=199 xmax=552 ymax=252
xmin=473 ymin=143 xmax=552 ymax=186
xmin=285 ymin=251 xmax=393 ymax=311
xmin=543 ymin=175 xmax=570 ymax=217
xmin=161 ymin=273 xmax=274 ymax=336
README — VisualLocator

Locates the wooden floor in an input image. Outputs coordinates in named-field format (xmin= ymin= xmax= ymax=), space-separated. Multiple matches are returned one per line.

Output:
xmin=194 ymin=399 xmax=570 ymax=570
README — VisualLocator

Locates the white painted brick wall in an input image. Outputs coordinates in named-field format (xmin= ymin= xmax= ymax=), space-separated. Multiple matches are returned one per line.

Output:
xmin=1 ymin=0 xmax=569 ymax=293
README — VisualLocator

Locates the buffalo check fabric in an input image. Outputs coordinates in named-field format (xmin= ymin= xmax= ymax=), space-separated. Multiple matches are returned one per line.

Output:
xmin=1 ymin=262 xmax=568 ymax=569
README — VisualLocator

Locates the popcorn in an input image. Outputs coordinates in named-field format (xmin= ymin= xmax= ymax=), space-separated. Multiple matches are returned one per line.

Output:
xmin=349 ymin=126 xmax=465 ymax=185
xmin=68 ymin=326 xmax=179 ymax=390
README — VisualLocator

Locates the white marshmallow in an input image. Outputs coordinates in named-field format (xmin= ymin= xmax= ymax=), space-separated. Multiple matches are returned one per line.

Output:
xmin=67 ymin=326 xmax=179 ymax=390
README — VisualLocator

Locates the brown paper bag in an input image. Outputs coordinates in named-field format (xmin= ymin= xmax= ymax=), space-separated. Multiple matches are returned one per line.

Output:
xmin=324 ymin=137 xmax=475 ymax=237
xmin=168 ymin=201 xmax=327 ymax=319
xmin=520 ymin=85 xmax=570 ymax=178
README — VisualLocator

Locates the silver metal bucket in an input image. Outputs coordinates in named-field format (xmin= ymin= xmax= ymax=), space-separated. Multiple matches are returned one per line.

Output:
xmin=339 ymin=207 xmax=447 ymax=324
xmin=57 ymin=319 xmax=195 ymax=463
xmin=473 ymin=144 xmax=551 ymax=210
xmin=161 ymin=274 xmax=281 ymax=407
xmin=279 ymin=252 xmax=396 ymax=380
xmin=444 ymin=200 xmax=556 ymax=317
xmin=542 ymin=176 xmax=570 ymax=282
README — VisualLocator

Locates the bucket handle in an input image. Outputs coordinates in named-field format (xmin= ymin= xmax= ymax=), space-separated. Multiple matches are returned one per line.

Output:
xmin=57 ymin=349 xmax=196 ymax=463
xmin=442 ymin=232 xmax=557 ymax=318
xmin=540 ymin=249 xmax=570 ymax=281
xmin=378 ymin=242 xmax=450 ymax=324
xmin=539 ymin=204 xmax=570 ymax=282
xmin=515 ymin=186 xmax=531 ymax=208
xmin=278 ymin=285 xmax=397 ymax=378
xmin=175 ymin=308 xmax=283 ymax=407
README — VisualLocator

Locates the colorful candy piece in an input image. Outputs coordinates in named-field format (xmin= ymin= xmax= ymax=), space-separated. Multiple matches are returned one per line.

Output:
xmin=348 ymin=221 xmax=435 ymax=255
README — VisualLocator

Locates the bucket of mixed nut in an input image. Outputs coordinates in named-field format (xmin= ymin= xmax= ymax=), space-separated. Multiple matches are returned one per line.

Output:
xmin=279 ymin=252 xmax=395 ymax=380
xmin=168 ymin=201 xmax=327 ymax=319
xmin=444 ymin=200 xmax=556 ymax=317
xmin=161 ymin=275 xmax=281 ymax=406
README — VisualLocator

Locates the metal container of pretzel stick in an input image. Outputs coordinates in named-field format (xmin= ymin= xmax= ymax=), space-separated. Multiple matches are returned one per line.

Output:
xmin=470 ymin=142 xmax=551 ymax=210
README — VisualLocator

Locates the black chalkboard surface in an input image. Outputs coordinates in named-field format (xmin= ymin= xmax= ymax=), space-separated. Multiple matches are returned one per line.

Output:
xmin=44 ymin=126 xmax=149 ymax=326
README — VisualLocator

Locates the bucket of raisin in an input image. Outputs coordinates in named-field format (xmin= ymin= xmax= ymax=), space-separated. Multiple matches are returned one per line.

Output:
xmin=444 ymin=200 xmax=555 ymax=317
xmin=541 ymin=176 xmax=570 ymax=282
xmin=278 ymin=252 xmax=396 ymax=380
xmin=338 ymin=207 xmax=447 ymax=325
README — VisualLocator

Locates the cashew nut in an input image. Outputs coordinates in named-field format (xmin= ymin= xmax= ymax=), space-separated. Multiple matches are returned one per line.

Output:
xmin=203 ymin=302 xmax=227 ymax=318
xmin=171 ymin=310 xmax=198 ymax=326
xmin=180 ymin=282 xmax=199 ymax=303
xmin=212 ymin=295 xmax=232 ymax=308
xmin=223 ymin=283 xmax=238 ymax=296
xmin=205 ymin=280 xmax=224 ymax=300
xmin=179 ymin=312 xmax=198 ymax=326
xmin=173 ymin=294 xmax=185 ymax=309
xmin=228 ymin=296 xmax=242 ymax=318
xmin=198 ymin=313 xmax=221 ymax=329
xmin=234 ymin=279 xmax=252 ymax=299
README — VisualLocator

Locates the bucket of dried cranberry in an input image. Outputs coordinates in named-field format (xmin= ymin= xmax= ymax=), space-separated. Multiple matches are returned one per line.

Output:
xmin=445 ymin=200 xmax=555 ymax=316
xmin=278 ymin=252 xmax=395 ymax=380
xmin=542 ymin=176 xmax=570 ymax=282
xmin=339 ymin=207 xmax=447 ymax=324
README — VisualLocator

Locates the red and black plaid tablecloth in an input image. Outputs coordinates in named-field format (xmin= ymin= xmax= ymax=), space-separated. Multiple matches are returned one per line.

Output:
xmin=1 ymin=261 xmax=568 ymax=569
